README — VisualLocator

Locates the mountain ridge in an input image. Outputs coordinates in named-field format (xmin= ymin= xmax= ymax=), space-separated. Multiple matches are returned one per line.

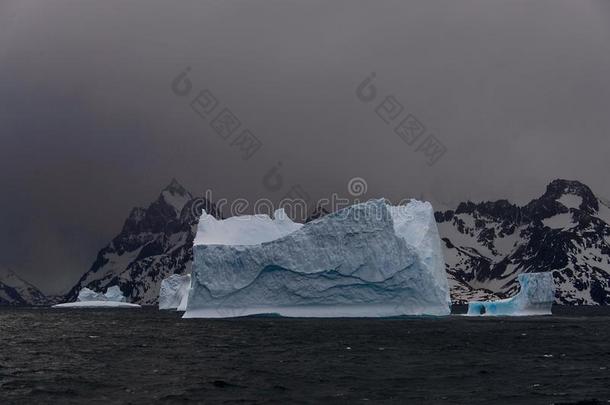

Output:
xmin=3 ymin=178 xmax=609 ymax=306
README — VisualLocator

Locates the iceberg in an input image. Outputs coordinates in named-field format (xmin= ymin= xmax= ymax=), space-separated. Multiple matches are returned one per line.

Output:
xmin=53 ymin=285 xmax=140 ymax=308
xmin=184 ymin=199 xmax=450 ymax=318
xmin=103 ymin=285 xmax=127 ymax=302
xmin=159 ymin=274 xmax=191 ymax=311
xmin=76 ymin=287 xmax=107 ymax=302
xmin=52 ymin=301 xmax=141 ymax=308
xmin=467 ymin=272 xmax=555 ymax=316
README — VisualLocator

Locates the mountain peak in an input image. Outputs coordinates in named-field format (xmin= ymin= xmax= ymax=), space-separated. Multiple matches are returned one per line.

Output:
xmin=542 ymin=179 xmax=598 ymax=213
xmin=164 ymin=178 xmax=188 ymax=196
xmin=159 ymin=179 xmax=193 ymax=215
xmin=546 ymin=179 xmax=592 ymax=196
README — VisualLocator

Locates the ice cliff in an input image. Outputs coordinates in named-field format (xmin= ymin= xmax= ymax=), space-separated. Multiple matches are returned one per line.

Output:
xmin=159 ymin=274 xmax=191 ymax=311
xmin=184 ymin=199 xmax=450 ymax=318
xmin=467 ymin=272 xmax=555 ymax=316
xmin=102 ymin=286 xmax=127 ymax=302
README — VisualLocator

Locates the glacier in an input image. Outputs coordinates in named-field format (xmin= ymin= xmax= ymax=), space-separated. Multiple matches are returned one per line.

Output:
xmin=53 ymin=286 xmax=140 ymax=308
xmin=467 ymin=272 xmax=555 ymax=316
xmin=184 ymin=199 xmax=450 ymax=318
xmin=159 ymin=274 xmax=191 ymax=311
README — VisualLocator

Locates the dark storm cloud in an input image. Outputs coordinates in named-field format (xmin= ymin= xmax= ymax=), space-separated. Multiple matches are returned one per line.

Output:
xmin=1 ymin=0 xmax=610 ymax=292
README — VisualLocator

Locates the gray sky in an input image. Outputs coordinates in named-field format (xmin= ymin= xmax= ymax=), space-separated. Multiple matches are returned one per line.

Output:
xmin=1 ymin=0 xmax=610 ymax=293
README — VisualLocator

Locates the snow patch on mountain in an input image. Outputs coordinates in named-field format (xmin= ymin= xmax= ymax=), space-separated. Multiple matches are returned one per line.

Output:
xmin=0 ymin=266 xmax=47 ymax=306
xmin=438 ymin=179 xmax=610 ymax=305
xmin=542 ymin=213 xmax=575 ymax=229
xmin=557 ymin=194 xmax=582 ymax=210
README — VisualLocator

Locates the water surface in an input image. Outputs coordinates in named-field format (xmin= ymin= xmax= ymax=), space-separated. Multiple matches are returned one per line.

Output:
xmin=1 ymin=306 xmax=609 ymax=404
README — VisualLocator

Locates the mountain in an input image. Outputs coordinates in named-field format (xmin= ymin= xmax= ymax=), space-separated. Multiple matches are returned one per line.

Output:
xmin=64 ymin=179 xmax=222 ymax=305
xmin=0 ymin=266 xmax=48 ymax=306
xmin=68 ymin=178 xmax=610 ymax=306
xmin=438 ymin=179 xmax=610 ymax=304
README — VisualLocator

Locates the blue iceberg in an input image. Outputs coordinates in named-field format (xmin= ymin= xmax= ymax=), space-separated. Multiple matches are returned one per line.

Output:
xmin=184 ymin=199 xmax=450 ymax=318
xmin=467 ymin=272 xmax=555 ymax=316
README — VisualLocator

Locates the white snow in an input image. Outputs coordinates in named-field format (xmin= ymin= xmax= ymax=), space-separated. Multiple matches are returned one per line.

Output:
xmin=557 ymin=194 xmax=582 ymax=210
xmin=194 ymin=208 xmax=302 ymax=246
xmin=542 ymin=213 xmax=575 ymax=229
xmin=467 ymin=272 xmax=554 ymax=316
xmin=185 ymin=199 xmax=450 ymax=318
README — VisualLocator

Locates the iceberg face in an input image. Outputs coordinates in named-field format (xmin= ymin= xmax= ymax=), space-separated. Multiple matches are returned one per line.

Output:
xmin=104 ymin=286 xmax=127 ymax=302
xmin=467 ymin=272 xmax=555 ymax=316
xmin=185 ymin=199 xmax=450 ymax=318
xmin=77 ymin=287 xmax=107 ymax=302
xmin=159 ymin=274 xmax=191 ymax=310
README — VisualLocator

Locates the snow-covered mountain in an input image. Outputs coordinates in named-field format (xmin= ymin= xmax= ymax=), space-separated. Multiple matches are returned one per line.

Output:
xmin=438 ymin=179 xmax=610 ymax=305
xmin=66 ymin=178 xmax=610 ymax=306
xmin=0 ymin=266 xmax=48 ymax=306
xmin=64 ymin=179 xmax=221 ymax=305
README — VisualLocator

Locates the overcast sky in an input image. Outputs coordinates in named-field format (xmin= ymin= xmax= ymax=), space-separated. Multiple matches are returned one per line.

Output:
xmin=1 ymin=0 xmax=610 ymax=293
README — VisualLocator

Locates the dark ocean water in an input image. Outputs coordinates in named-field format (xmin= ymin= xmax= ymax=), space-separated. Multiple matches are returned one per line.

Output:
xmin=0 ymin=306 xmax=609 ymax=404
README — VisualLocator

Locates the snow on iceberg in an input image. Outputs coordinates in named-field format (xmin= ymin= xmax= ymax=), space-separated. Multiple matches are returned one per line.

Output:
xmin=194 ymin=208 xmax=303 ymax=246
xmin=159 ymin=274 xmax=191 ymax=311
xmin=53 ymin=286 xmax=140 ymax=308
xmin=184 ymin=199 xmax=450 ymax=318
xmin=467 ymin=272 xmax=555 ymax=316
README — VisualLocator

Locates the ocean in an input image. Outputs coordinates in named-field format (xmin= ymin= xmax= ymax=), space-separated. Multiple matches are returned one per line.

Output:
xmin=1 ymin=306 xmax=609 ymax=404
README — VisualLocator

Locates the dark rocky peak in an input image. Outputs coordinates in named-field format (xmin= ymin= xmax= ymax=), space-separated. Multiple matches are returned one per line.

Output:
xmin=524 ymin=179 xmax=599 ymax=219
xmin=164 ymin=178 xmax=190 ymax=197
xmin=114 ymin=181 xmax=195 ymax=248
xmin=180 ymin=197 xmax=224 ymax=225
xmin=453 ymin=199 xmax=520 ymax=223
xmin=542 ymin=179 xmax=598 ymax=213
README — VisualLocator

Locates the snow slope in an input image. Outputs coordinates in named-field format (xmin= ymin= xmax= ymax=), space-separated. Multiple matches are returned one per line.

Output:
xmin=0 ymin=266 xmax=47 ymax=306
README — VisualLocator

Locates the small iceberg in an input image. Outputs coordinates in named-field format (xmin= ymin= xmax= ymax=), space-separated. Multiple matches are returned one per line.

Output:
xmin=52 ymin=301 xmax=141 ymax=308
xmin=467 ymin=272 xmax=555 ymax=316
xmin=159 ymin=274 xmax=191 ymax=311
xmin=53 ymin=286 xmax=140 ymax=308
